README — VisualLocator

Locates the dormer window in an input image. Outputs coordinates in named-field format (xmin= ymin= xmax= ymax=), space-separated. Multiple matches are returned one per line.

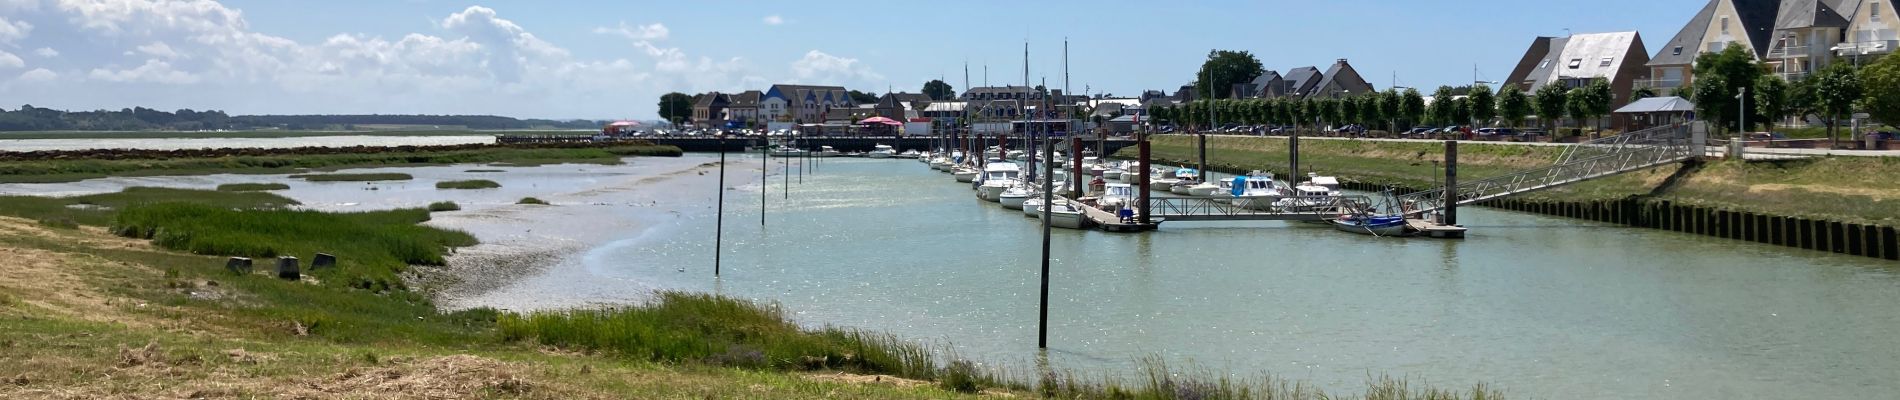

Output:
xmin=1600 ymin=57 xmax=1614 ymax=67
xmin=1539 ymin=59 xmax=1550 ymax=69
xmin=1568 ymin=58 xmax=1583 ymax=69
xmin=1673 ymin=46 xmax=1683 ymax=56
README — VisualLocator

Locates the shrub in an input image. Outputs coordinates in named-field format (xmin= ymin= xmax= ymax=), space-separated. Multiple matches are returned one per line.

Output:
xmin=516 ymin=197 xmax=549 ymax=205
xmin=291 ymin=173 xmax=413 ymax=182
xmin=216 ymin=183 xmax=290 ymax=191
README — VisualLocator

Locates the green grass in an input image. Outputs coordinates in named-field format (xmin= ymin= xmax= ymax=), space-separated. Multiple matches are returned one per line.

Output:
xmin=111 ymin=203 xmax=476 ymax=292
xmin=427 ymin=201 xmax=462 ymax=212
xmin=216 ymin=182 xmax=291 ymax=191
xmin=465 ymin=169 xmax=507 ymax=173
xmin=292 ymin=172 xmax=414 ymax=182
xmin=436 ymin=179 xmax=501 ymax=189
xmin=0 ymin=187 xmax=299 ymax=226
xmin=0 ymin=144 xmax=682 ymax=183
xmin=517 ymin=197 xmax=550 ymax=205
xmin=0 ymin=129 xmax=595 ymax=140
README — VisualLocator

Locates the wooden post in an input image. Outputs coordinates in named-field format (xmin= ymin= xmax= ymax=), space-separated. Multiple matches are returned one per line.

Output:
xmin=1883 ymin=226 xmax=1898 ymax=261
xmin=1443 ymin=141 xmax=1458 ymax=225
xmin=1138 ymin=130 xmax=1152 ymax=225
xmin=716 ymin=138 xmax=726 ymax=277
xmin=1848 ymin=223 xmax=1865 ymax=257
xmin=761 ymin=141 xmax=768 ymax=226
xmin=1071 ymin=134 xmax=1084 ymax=196
xmin=1037 ymin=134 xmax=1055 ymax=349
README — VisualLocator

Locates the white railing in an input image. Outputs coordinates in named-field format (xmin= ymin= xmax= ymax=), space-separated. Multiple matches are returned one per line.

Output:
xmin=1393 ymin=124 xmax=1695 ymax=216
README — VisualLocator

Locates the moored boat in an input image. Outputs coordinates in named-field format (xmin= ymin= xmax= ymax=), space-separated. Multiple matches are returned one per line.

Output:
xmin=868 ymin=144 xmax=898 ymax=158
xmin=999 ymin=186 xmax=1030 ymax=209
xmin=1332 ymin=214 xmax=1412 ymax=236
xmin=976 ymin=162 xmax=1022 ymax=201
xmin=1039 ymin=199 xmax=1092 ymax=230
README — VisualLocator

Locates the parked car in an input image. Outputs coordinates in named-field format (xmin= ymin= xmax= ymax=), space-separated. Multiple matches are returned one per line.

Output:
xmin=1405 ymin=126 xmax=1437 ymax=136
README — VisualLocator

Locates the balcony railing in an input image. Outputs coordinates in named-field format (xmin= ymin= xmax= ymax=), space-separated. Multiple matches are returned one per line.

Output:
xmin=1768 ymin=45 xmax=1811 ymax=59
xmin=1779 ymin=71 xmax=1811 ymax=81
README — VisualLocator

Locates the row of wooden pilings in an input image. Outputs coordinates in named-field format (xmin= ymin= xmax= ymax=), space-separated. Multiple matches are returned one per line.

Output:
xmin=1333 ymin=180 xmax=1897 ymax=261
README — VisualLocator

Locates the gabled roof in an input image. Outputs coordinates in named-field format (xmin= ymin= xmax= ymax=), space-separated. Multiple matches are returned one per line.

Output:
xmin=693 ymin=92 xmax=730 ymax=107
xmin=1775 ymin=0 xmax=1853 ymax=29
xmin=1732 ymin=0 xmax=1784 ymax=57
xmin=1282 ymin=66 xmax=1322 ymax=94
xmin=1307 ymin=59 xmax=1375 ymax=98
xmin=1522 ymin=32 xmax=1645 ymax=92
xmin=1651 ymin=0 xmax=1718 ymax=66
xmin=728 ymin=90 xmax=762 ymax=107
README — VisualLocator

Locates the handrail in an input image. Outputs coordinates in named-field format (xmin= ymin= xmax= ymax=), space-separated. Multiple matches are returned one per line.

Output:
xmin=1396 ymin=124 xmax=1695 ymax=216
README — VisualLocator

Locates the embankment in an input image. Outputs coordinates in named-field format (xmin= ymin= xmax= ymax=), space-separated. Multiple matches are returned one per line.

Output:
xmin=1126 ymin=134 xmax=1900 ymax=261
xmin=0 ymin=141 xmax=683 ymax=183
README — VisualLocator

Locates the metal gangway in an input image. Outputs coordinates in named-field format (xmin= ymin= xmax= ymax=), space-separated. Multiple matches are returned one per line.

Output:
xmin=1392 ymin=123 xmax=1702 ymax=216
xmin=1147 ymin=195 xmax=1375 ymax=221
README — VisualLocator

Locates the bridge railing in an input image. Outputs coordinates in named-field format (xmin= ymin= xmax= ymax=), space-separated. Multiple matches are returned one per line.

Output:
xmin=1395 ymin=124 xmax=1696 ymax=216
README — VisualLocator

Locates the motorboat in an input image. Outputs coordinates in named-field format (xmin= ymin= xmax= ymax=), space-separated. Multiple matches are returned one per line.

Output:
xmin=814 ymin=146 xmax=842 ymax=157
xmin=1022 ymin=197 xmax=1043 ymax=217
xmin=1303 ymin=173 xmax=1343 ymax=196
xmin=868 ymin=144 xmax=898 ymax=158
xmin=1186 ymin=179 xmax=1223 ymax=197
xmin=976 ymin=162 xmax=1023 ymax=201
xmin=1039 ymin=199 xmax=1092 ymax=230
xmin=898 ymin=149 xmax=923 ymax=159
xmin=1099 ymin=183 xmax=1136 ymax=210
xmin=1006 ymin=150 xmax=1026 ymax=160
xmin=1229 ymin=172 xmax=1287 ymax=211
xmin=1103 ymin=163 xmax=1124 ymax=180
xmin=1275 ymin=181 xmax=1339 ymax=213
xmin=999 ymin=186 xmax=1031 ymax=209
xmin=1332 ymin=213 xmax=1412 ymax=236
xmin=769 ymin=146 xmax=808 ymax=157
xmin=953 ymin=166 xmax=980 ymax=182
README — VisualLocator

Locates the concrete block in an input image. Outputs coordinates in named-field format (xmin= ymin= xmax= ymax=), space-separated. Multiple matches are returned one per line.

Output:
xmin=225 ymin=257 xmax=252 ymax=275
xmin=276 ymin=256 xmax=300 ymax=281
xmin=312 ymin=253 xmax=337 ymax=270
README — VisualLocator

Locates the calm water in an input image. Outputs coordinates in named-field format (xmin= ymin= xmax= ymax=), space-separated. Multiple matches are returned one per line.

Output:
xmin=8 ymin=154 xmax=1896 ymax=399
xmin=0 ymin=135 xmax=494 ymax=152
xmin=543 ymin=156 xmax=1897 ymax=399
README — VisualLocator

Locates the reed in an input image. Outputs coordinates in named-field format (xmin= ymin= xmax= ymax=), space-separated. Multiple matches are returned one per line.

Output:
xmin=435 ymin=179 xmax=501 ymax=189
xmin=216 ymin=182 xmax=291 ymax=191
xmin=292 ymin=172 xmax=413 ymax=182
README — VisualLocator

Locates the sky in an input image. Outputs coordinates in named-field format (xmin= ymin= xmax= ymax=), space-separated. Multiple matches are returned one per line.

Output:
xmin=0 ymin=0 xmax=1703 ymax=121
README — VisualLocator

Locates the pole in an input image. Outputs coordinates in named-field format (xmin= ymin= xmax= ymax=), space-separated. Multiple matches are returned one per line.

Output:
xmin=761 ymin=139 xmax=767 ymax=226
xmin=1038 ymin=134 xmax=1054 ymax=350
xmin=715 ymin=137 xmax=726 ymax=277
xmin=1138 ymin=130 xmax=1152 ymax=225
xmin=1444 ymin=140 xmax=1459 ymax=225
xmin=783 ymin=145 xmax=789 ymax=199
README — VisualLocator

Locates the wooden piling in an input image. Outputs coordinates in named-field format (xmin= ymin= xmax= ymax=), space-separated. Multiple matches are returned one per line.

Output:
xmin=1829 ymin=221 xmax=1845 ymax=254
xmin=1799 ymin=219 xmax=1815 ymax=250
xmin=1847 ymin=223 xmax=1864 ymax=257
xmin=1444 ymin=141 xmax=1458 ymax=225
xmin=1883 ymin=227 xmax=1898 ymax=261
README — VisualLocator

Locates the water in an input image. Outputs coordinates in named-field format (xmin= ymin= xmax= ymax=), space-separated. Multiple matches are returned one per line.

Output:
xmin=506 ymin=156 xmax=1900 ymax=399
xmin=8 ymin=154 xmax=1897 ymax=399
xmin=0 ymin=135 xmax=494 ymax=152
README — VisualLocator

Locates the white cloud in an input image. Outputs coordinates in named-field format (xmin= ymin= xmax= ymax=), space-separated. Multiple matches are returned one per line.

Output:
xmin=18 ymin=68 xmax=56 ymax=83
xmin=593 ymin=21 xmax=667 ymax=40
xmin=33 ymin=47 xmax=58 ymax=58
xmin=134 ymin=41 xmax=181 ymax=59
xmin=0 ymin=50 xmax=22 ymax=68
xmin=791 ymin=50 xmax=881 ymax=83
xmin=0 ymin=16 xmax=30 ymax=43
xmin=89 ymin=59 xmax=199 ymax=84
xmin=762 ymin=15 xmax=783 ymax=25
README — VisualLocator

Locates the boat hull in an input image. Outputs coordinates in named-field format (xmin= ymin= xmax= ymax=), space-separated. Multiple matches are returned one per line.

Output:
xmin=1170 ymin=184 xmax=1194 ymax=195
xmin=953 ymin=171 xmax=978 ymax=182
xmin=977 ymin=184 xmax=1008 ymax=201
xmin=1187 ymin=185 xmax=1220 ymax=197
xmin=1041 ymin=210 xmax=1090 ymax=230
xmin=1000 ymin=193 xmax=1028 ymax=209
xmin=1331 ymin=217 xmax=1411 ymax=236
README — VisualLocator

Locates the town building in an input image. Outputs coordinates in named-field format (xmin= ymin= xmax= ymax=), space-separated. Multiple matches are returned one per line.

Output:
xmin=762 ymin=84 xmax=856 ymax=124
xmin=1504 ymin=31 xmax=1652 ymax=128
xmin=725 ymin=90 xmax=763 ymax=127
xmin=690 ymin=92 xmax=730 ymax=128
xmin=1230 ymin=71 xmax=1285 ymax=98
xmin=1306 ymin=59 xmax=1377 ymax=99
xmin=1645 ymin=0 xmax=1898 ymax=94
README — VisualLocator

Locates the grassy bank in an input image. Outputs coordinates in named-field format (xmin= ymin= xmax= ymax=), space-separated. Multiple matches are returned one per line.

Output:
xmin=437 ymin=179 xmax=502 ymax=189
xmin=0 ymin=144 xmax=681 ymax=183
xmin=0 ymin=129 xmax=595 ymax=140
xmin=1126 ymin=134 xmax=1900 ymax=225
xmin=294 ymin=172 xmax=414 ymax=182
xmin=0 ymin=187 xmax=1513 ymax=398
xmin=215 ymin=182 xmax=290 ymax=191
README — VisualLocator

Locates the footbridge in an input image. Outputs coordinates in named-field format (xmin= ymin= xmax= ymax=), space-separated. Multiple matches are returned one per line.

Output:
xmin=1393 ymin=123 xmax=1704 ymax=216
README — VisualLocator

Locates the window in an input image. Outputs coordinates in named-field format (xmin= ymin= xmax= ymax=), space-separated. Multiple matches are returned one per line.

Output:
xmin=1568 ymin=58 xmax=1583 ymax=69
xmin=1539 ymin=59 xmax=1550 ymax=69
xmin=1721 ymin=17 xmax=1729 ymax=35
xmin=1600 ymin=57 xmax=1614 ymax=67
xmin=1875 ymin=3 xmax=1883 ymax=23
xmin=1673 ymin=46 xmax=1683 ymax=56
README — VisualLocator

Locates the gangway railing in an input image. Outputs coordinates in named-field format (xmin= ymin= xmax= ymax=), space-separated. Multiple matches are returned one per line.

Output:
xmin=1394 ymin=124 xmax=1698 ymax=216
xmin=1148 ymin=195 xmax=1374 ymax=221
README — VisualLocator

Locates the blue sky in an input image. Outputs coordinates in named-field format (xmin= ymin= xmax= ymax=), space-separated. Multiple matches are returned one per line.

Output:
xmin=0 ymin=0 xmax=1698 ymax=120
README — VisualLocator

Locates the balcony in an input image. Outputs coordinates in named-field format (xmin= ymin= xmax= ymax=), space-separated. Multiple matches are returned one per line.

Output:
xmin=1779 ymin=71 xmax=1811 ymax=81
xmin=1644 ymin=78 xmax=1684 ymax=97
xmin=1767 ymin=45 xmax=1811 ymax=59
xmin=1833 ymin=40 xmax=1897 ymax=56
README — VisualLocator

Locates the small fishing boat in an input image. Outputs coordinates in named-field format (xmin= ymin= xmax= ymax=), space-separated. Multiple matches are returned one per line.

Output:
xmin=1229 ymin=173 xmax=1287 ymax=211
xmin=1039 ymin=199 xmax=1092 ymax=230
xmin=976 ymin=162 xmax=1022 ymax=201
xmin=999 ymin=186 xmax=1031 ymax=210
xmin=953 ymin=166 xmax=980 ymax=182
xmin=1332 ymin=213 xmax=1412 ymax=236
xmin=868 ymin=144 xmax=898 ymax=158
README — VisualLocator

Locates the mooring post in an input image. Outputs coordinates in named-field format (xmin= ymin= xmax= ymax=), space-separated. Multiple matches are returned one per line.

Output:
xmin=761 ymin=140 xmax=767 ymax=226
xmin=276 ymin=256 xmax=300 ymax=281
xmin=1289 ymin=132 xmax=1302 ymax=180
xmin=225 ymin=257 xmax=252 ymax=275
xmin=1038 ymin=134 xmax=1055 ymax=349
xmin=1071 ymin=133 xmax=1084 ymax=196
xmin=1444 ymin=140 xmax=1459 ymax=225
xmin=716 ymin=137 xmax=726 ymax=277
xmin=311 ymin=253 xmax=336 ymax=270
xmin=782 ymin=148 xmax=789 ymax=199
xmin=1196 ymin=131 xmax=1207 ymax=183
xmin=1138 ymin=130 xmax=1152 ymax=226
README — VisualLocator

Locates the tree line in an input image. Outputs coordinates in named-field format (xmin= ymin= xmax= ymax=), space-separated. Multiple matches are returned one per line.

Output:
xmin=0 ymin=105 xmax=607 ymax=131
xmin=1145 ymin=79 xmax=1615 ymax=137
